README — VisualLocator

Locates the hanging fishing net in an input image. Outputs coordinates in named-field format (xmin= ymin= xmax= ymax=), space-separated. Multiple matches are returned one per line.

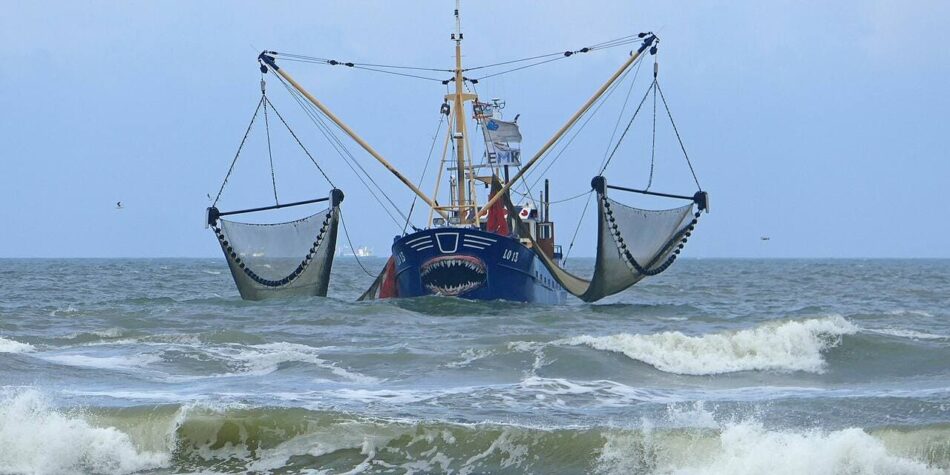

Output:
xmin=508 ymin=177 xmax=704 ymax=302
xmin=207 ymin=81 xmax=344 ymax=301
xmin=209 ymin=203 xmax=340 ymax=300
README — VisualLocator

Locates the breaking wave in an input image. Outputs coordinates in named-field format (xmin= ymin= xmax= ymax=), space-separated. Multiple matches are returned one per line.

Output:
xmin=0 ymin=390 xmax=168 ymax=474
xmin=0 ymin=393 xmax=944 ymax=474
xmin=597 ymin=421 xmax=945 ymax=475
xmin=0 ymin=337 xmax=34 ymax=354
xmin=563 ymin=316 xmax=858 ymax=375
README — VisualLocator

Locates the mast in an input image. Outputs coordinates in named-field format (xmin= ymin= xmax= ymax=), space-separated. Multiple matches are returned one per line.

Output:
xmin=448 ymin=0 xmax=477 ymax=224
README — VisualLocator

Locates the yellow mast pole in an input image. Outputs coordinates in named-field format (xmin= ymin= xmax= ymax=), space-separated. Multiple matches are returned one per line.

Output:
xmin=476 ymin=34 xmax=656 ymax=217
xmin=259 ymin=53 xmax=448 ymax=220
xmin=450 ymin=1 xmax=476 ymax=225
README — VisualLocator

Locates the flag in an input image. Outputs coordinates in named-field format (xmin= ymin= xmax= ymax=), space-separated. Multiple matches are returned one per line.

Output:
xmin=490 ymin=142 xmax=521 ymax=166
xmin=484 ymin=118 xmax=522 ymax=143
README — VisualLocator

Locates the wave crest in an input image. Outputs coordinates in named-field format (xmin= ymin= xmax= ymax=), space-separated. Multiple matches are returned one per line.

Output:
xmin=0 ymin=337 xmax=34 ymax=354
xmin=564 ymin=316 xmax=858 ymax=375
xmin=0 ymin=390 xmax=168 ymax=474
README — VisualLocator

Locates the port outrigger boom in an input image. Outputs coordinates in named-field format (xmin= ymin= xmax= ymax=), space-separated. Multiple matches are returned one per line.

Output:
xmin=258 ymin=52 xmax=448 ymax=220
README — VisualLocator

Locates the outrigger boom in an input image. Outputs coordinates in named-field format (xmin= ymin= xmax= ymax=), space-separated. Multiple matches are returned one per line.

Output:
xmin=257 ymin=52 xmax=449 ymax=220
xmin=476 ymin=33 xmax=657 ymax=217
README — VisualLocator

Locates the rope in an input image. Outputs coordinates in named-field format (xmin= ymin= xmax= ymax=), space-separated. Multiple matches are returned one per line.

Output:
xmin=512 ymin=188 xmax=592 ymax=206
xmin=599 ymin=80 xmax=655 ymax=174
xmin=262 ymin=96 xmax=335 ymax=187
xmin=564 ymin=191 xmax=595 ymax=262
xmin=463 ymin=33 xmax=642 ymax=73
xmin=274 ymin=74 xmax=406 ymax=228
xmin=470 ymin=56 xmax=569 ymax=81
xmin=274 ymin=33 xmax=644 ymax=84
xmin=647 ymin=78 xmax=657 ymax=191
xmin=525 ymin=58 xmax=640 ymax=191
xmin=274 ymin=54 xmax=448 ymax=82
xmin=339 ymin=209 xmax=376 ymax=277
xmin=656 ymin=81 xmax=702 ymax=191
xmin=261 ymin=89 xmax=279 ymax=205
xmin=403 ymin=113 xmax=445 ymax=233
xmin=602 ymin=57 xmax=644 ymax=163
xmin=213 ymin=96 xmax=264 ymax=206
xmin=548 ymin=190 xmax=592 ymax=205
xmin=351 ymin=65 xmax=446 ymax=82
xmin=276 ymin=53 xmax=452 ymax=72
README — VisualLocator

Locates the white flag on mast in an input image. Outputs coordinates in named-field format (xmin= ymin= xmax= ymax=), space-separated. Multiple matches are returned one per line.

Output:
xmin=484 ymin=119 xmax=522 ymax=143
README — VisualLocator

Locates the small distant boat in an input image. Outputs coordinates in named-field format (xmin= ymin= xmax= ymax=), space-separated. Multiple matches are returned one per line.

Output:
xmin=339 ymin=246 xmax=375 ymax=258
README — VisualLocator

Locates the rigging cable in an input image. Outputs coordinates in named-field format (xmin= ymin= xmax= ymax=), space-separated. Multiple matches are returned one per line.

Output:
xmin=598 ymin=80 xmax=655 ymax=175
xmin=656 ymin=81 xmax=703 ymax=191
xmin=525 ymin=56 xmax=642 ymax=192
xmin=403 ymin=113 xmax=446 ymax=233
xmin=275 ymin=53 xmax=452 ymax=72
xmin=273 ymin=73 xmax=408 ymax=228
xmin=339 ymin=209 xmax=376 ymax=278
xmin=261 ymin=95 xmax=335 ymax=187
xmin=261 ymin=77 xmax=280 ymax=205
xmin=563 ymin=191 xmax=594 ymax=262
xmin=213 ymin=96 xmax=264 ymax=207
xmin=274 ymin=33 xmax=645 ymax=83
xmin=648 ymin=77 xmax=657 ymax=190
xmin=463 ymin=33 xmax=642 ymax=73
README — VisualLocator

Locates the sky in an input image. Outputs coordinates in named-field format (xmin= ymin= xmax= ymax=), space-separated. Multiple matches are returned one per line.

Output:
xmin=1 ymin=0 xmax=948 ymax=258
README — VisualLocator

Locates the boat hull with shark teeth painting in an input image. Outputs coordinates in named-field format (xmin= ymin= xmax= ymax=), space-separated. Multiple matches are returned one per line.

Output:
xmin=390 ymin=228 xmax=565 ymax=303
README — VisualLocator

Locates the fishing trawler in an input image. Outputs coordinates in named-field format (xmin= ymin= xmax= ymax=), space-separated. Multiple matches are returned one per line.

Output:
xmin=211 ymin=2 xmax=708 ymax=302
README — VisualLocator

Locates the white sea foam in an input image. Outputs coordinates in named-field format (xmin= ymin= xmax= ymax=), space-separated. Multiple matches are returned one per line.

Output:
xmin=445 ymin=347 xmax=495 ymax=368
xmin=672 ymin=424 xmax=939 ymax=475
xmin=230 ymin=342 xmax=378 ymax=383
xmin=41 ymin=353 xmax=162 ymax=371
xmin=0 ymin=390 xmax=169 ymax=474
xmin=0 ymin=336 xmax=34 ymax=353
xmin=596 ymin=404 xmax=943 ymax=475
xmin=563 ymin=316 xmax=858 ymax=375
xmin=867 ymin=328 xmax=947 ymax=341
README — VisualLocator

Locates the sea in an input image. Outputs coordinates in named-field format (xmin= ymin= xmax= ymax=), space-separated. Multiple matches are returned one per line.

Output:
xmin=0 ymin=258 xmax=948 ymax=474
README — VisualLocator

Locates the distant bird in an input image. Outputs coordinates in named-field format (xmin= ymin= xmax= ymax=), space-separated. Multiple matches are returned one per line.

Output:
xmin=760 ymin=236 xmax=770 ymax=241
xmin=207 ymin=193 xmax=212 ymax=202
xmin=115 ymin=201 xmax=124 ymax=210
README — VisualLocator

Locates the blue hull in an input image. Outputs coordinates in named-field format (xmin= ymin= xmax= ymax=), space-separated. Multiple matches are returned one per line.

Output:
xmin=391 ymin=228 xmax=566 ymax=304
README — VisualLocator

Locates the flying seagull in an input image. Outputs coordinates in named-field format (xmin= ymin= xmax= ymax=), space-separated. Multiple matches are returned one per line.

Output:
xmin=116 ymin=201 xmax=124 ymax=209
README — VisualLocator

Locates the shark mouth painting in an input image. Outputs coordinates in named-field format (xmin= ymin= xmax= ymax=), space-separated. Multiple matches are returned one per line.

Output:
xmin=420 ymin=255 xmax=487 ymax=296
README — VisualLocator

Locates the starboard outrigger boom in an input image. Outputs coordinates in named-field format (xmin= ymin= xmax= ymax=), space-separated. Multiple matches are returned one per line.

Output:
xmin=476 ymin=34 xmax=657 ymax=217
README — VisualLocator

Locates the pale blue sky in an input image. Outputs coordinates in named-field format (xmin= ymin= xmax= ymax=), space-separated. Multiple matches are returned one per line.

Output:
xmin=1 ymin=1 xmax=948 ymax=258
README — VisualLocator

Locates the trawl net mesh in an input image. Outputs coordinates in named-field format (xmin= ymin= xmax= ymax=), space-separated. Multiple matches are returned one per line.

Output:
xmin=519 ymin=190 xmax=698 ymax=302
xmin=212 ymin=207 xmax=339 ymax=300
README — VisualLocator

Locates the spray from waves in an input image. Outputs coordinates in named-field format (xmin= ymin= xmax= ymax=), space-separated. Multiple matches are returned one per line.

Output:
xmin=0 ymin=336 xmax=34 ymax=353
xmin=563 ymin=316 xmax=858 ymax=375
xmin=597 ymin=423 xmax=945 ymax=475
xmin=0 ymin=390 xmax=169 ymax=475
xmin=0 ymin=393 xmax=944 ymax=474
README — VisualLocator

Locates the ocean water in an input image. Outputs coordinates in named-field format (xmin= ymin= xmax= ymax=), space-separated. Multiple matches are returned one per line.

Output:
xmin=0 ymin=258 xmax=948 ymax=474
